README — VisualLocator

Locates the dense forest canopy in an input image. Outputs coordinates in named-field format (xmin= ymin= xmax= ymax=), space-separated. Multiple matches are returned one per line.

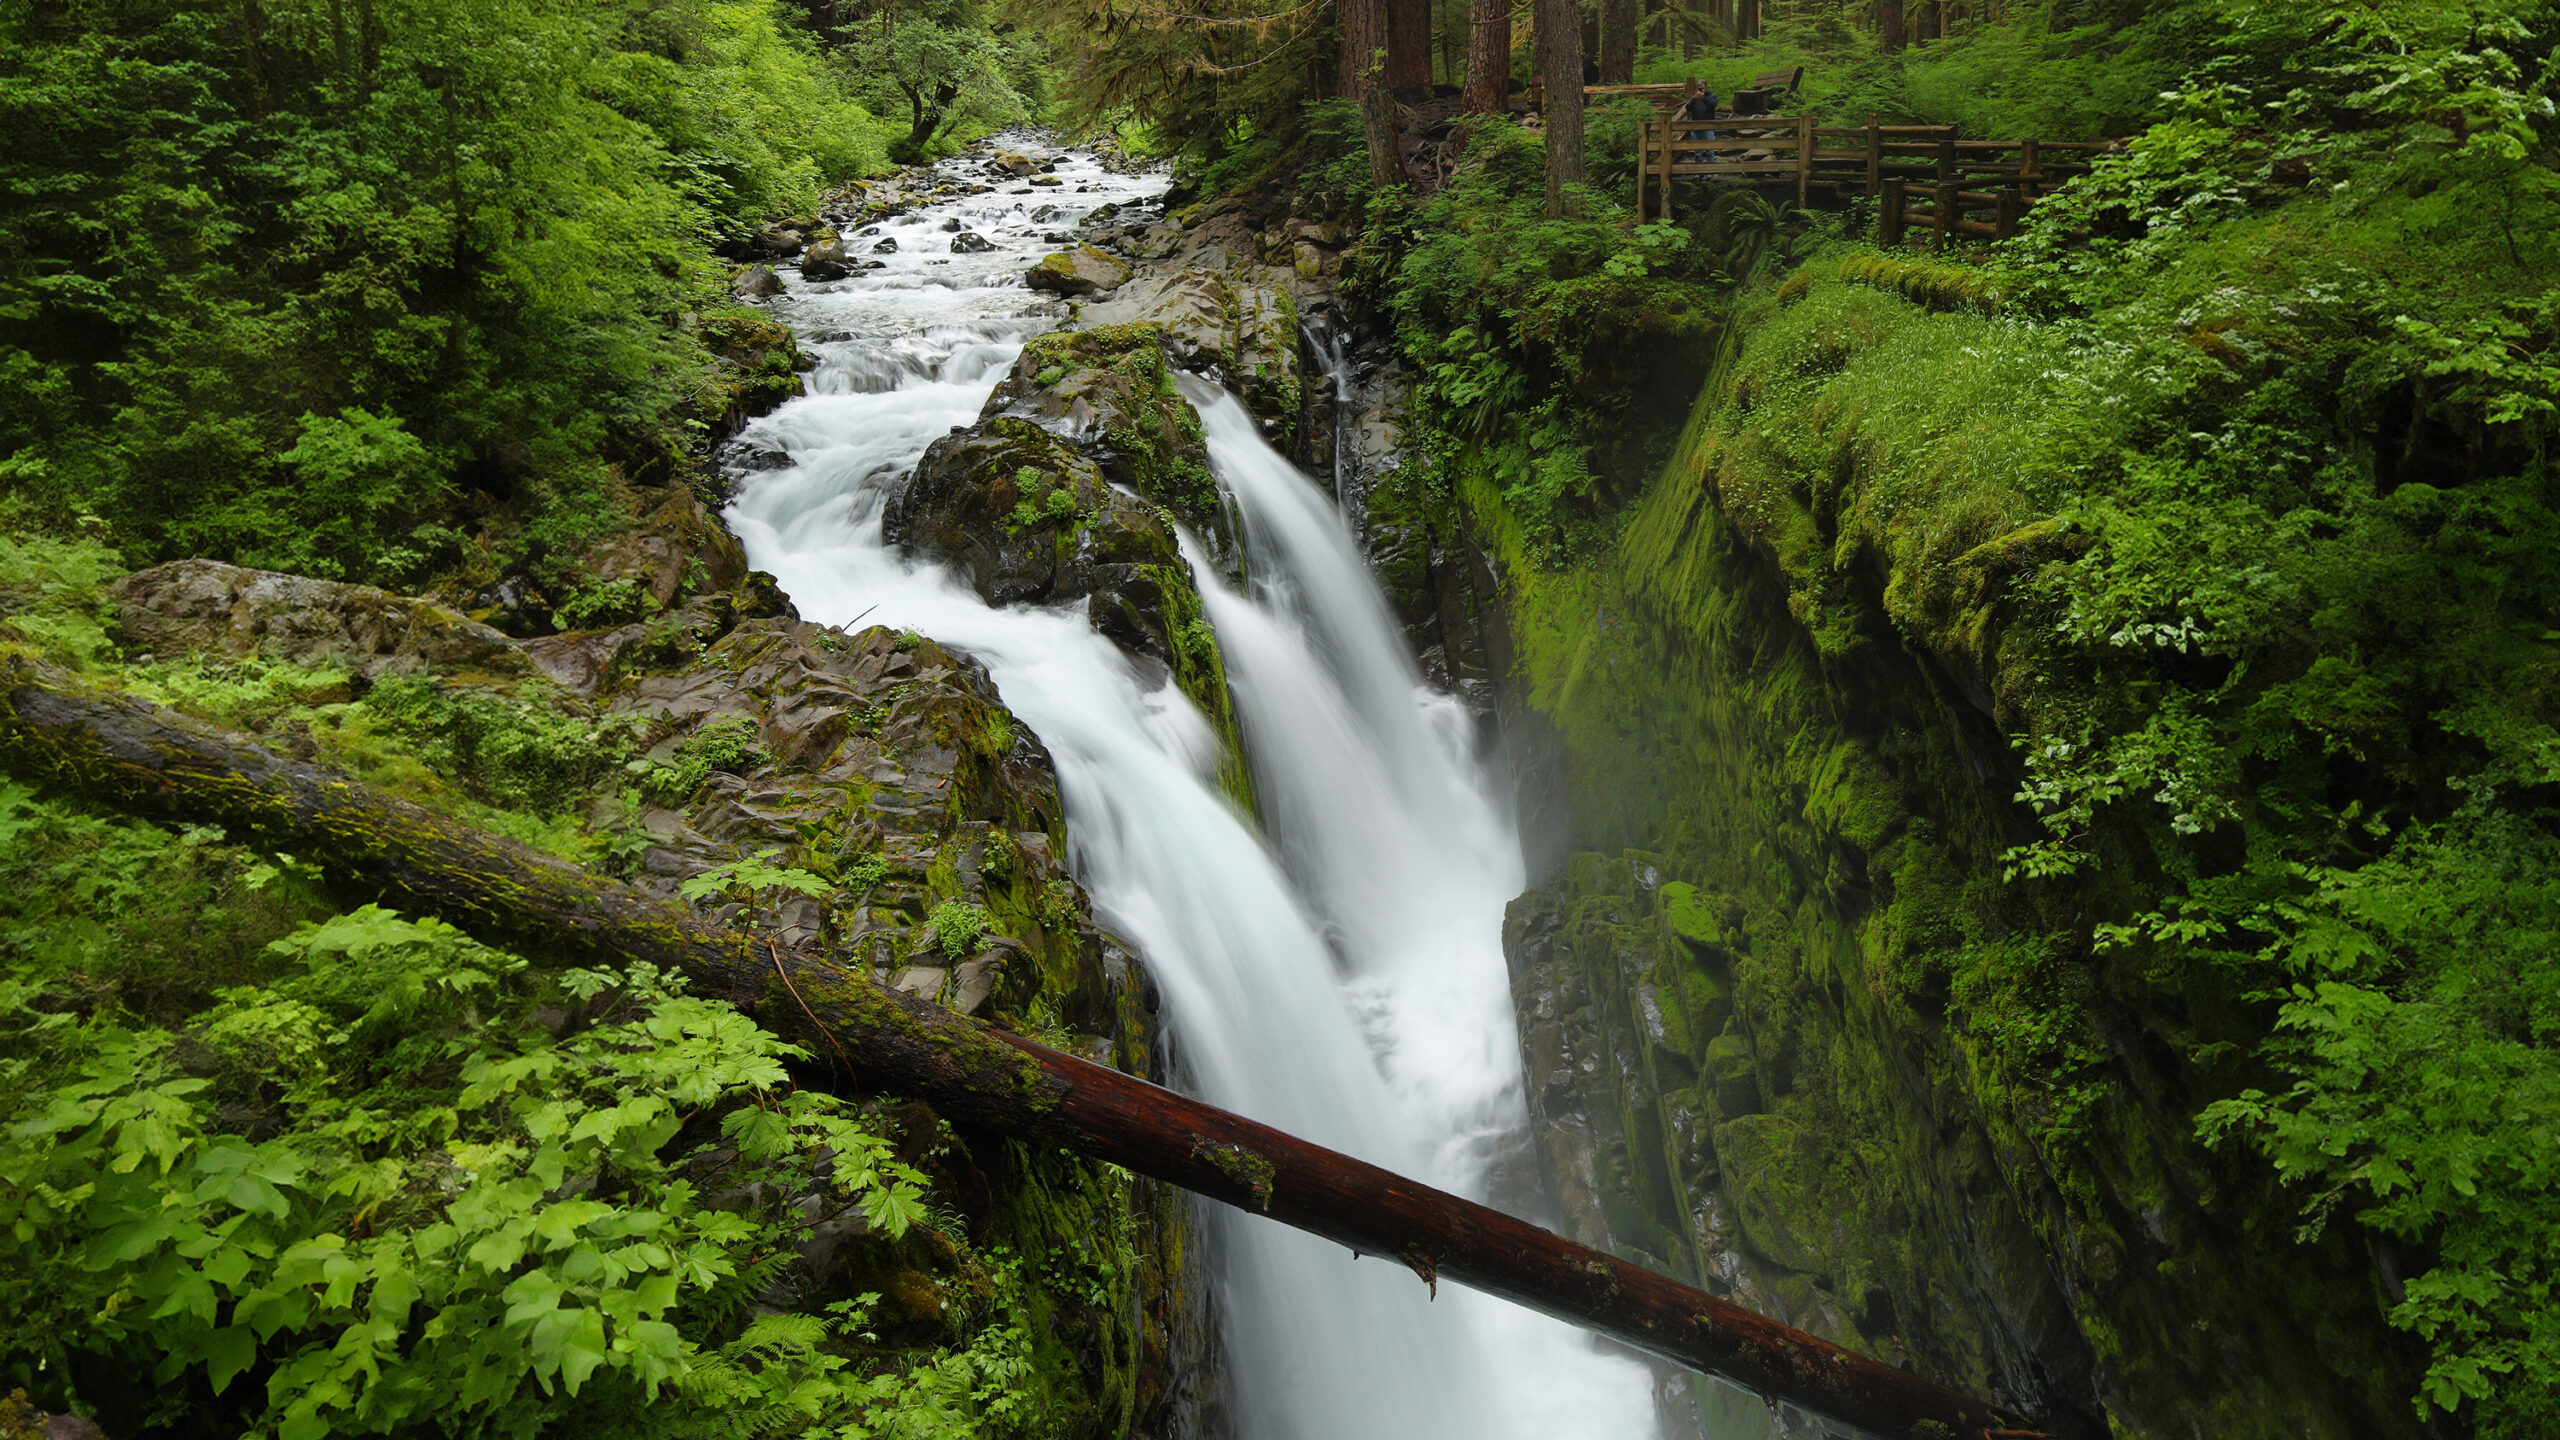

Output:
xmin=4 ymin=0 xmax=2559 ymax=1436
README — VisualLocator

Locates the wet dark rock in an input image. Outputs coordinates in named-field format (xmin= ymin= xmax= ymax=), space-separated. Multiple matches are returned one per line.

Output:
xmin=949 ymin=232 xmax=997 ymax=253
xmin=872 ymin=237 xmax=899 ymax=253
xmin=731 ymin=263 xmax=783 ymax=299
xmin=881 ymin=326 xmax=1241 ymax=740
xmin=800 ymin=239 xmax=853 ymax=281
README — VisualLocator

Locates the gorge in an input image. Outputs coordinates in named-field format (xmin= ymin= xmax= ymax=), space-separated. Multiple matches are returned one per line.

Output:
xmin=2 ymin=4 xmax=2552 ymax=1438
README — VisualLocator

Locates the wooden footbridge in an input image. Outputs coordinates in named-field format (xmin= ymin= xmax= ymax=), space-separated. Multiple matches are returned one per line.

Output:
xmin=1587 ymin=84 xmax=2117 ymax=246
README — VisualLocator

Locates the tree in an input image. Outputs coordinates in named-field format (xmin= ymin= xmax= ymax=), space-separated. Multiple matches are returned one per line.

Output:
xmin=1599 ymin=0 xmax=1635 ymax=84
xmin=834 ymin=1 xmax=1033 ymax=164
xmin=1536 ymin=0 xmax=1582 ymax=215
xmin=1385 ymin=0 xmax=1432 ymax=98
xmin=1463 ymin=0 xmax=1511 ymax=111
xmin=1340 ymin=0 xmax=1404 ymax=188
xmin=1877 ymin=0 xmax=1906 ymax=52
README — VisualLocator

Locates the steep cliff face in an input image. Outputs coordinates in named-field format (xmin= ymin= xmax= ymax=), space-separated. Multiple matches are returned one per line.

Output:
xmin=1343 ymin=286 xmax=2435 ymax=1436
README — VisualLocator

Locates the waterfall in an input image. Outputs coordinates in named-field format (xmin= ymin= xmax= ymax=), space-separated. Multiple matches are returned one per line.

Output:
xmin=723 ymin=140 xmax=1657 ymax=1440
xmin=1302 ymin=320 xmax=1357 ymax=505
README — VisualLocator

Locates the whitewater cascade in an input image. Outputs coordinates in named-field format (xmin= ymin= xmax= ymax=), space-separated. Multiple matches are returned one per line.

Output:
xmin=723 ymin=143 xmax=1658 ymax=1440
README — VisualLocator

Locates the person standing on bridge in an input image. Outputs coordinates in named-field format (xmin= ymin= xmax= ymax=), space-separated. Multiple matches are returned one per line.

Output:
xmin=1677 ymin=78 xmax=1719 ymax=164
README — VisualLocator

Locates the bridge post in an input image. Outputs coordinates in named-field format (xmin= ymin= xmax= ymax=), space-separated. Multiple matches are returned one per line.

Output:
xmin=1995 ymin=184 xmax=2024 ymax=240
xmin=1880 ymin=178 xmax=1906 ymax=248
xmin=1935 ymin=181 xmax=1957 ymax=249
xmin=1660 ymin=115 xmax=1677 ymax=221
xmin=1637 ymin=116 xmax=1650 ymax=221
xmin=1795 ymin=111 xmax=1815 ymax=209
xmin=2019 ymin=137 xmax=2042 ymax=198
xmin=1864 ymin=112 xmax=1881 ymax=195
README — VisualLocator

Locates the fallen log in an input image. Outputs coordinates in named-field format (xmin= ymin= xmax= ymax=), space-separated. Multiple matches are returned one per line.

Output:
xmin=0 ymin=670 xmax=2050 ymax=1440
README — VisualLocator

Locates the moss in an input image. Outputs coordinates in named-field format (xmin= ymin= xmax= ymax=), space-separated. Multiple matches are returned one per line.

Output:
xmin=1474 ymin=263 xmax=2425 ymax=1435
xmin=1190 ymin=1140 xmax=1276 ymax=1209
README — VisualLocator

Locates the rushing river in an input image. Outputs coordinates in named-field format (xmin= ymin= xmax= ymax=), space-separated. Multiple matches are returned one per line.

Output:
xmin=722 ymin=139 xmax=1658 ymax=1440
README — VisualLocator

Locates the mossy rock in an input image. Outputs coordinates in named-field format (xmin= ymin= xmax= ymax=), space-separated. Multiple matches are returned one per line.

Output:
xmin=1023 ymin=244 xmax=1132 ymax=298
xmin=979 ymin=325 xmax=1230 ymax=555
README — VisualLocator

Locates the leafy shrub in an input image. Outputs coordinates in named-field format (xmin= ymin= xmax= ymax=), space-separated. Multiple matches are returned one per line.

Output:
xmin=926 ymin=902 xmax=989 ymax=961
xmin=639 ymin=715 xmax=769 ymax=804
xmin=554 ymin=579 xmax=657 ymax=631
xmin=362 ymin=678 xmax=640 ymax=817
xmin=0 ymin=787 xmax=1058 ymax=1440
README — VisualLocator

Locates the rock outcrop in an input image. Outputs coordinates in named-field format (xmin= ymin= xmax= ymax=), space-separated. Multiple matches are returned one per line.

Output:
xmin=881 ymin=324 xmax=1246 ymax=802
xmin=113 ymin=561 xmax=532 ymax=682
xmin=1074 ymin=271 xmax=1300 ymax=431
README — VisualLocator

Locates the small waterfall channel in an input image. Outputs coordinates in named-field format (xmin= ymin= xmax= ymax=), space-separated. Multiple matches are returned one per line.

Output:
xmin=721 ymin=140 xmax=1658 ymax=1440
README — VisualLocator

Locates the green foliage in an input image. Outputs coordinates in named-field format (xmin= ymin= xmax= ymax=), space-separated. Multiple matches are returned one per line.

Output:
xmin=0 ymin=0 xmax=888 ymax=588
xmin=362 ymin=677 xmax=640 ymax=817
xmin=0 ymin=530 xmax=127 ymax=669
xmin=678 ymin=846 xmax=830 ymax=904
xmin=2196 ymin=797 xmax=2560 ymax=1435
xmin=832 ymin=0 xmax=1042 ymax=166
xmin=1388 ymin=121 xmax=1753 ymax=556
xmin=637 ymin=714 xmax=767 ymax=803
xmin=1004 ymin=471 xmax=1083 ymax=531
xmin=0 ymin=785 xmax=1076 ymax=1440
xmin=925 ymin=902 xmax=988 ymax=961
xmin=554 ymin=579 xmax=658 ymax=631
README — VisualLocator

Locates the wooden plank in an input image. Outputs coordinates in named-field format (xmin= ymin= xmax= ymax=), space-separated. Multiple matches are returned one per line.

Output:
xmin=1954 ymin=217 xmax=1999 ymax=237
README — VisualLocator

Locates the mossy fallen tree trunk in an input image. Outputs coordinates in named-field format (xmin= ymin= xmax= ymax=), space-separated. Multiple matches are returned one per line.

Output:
xmin=0 ymin=670 xmax=2048 ymax=1440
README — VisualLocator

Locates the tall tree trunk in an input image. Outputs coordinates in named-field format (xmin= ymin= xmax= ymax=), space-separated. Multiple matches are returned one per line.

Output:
xmin=1915 ymin=0 xmax=1940 ymax=42
xmin=1340 ymin=0 xmax=1404 ymax=189
xmin=0 ymin=671 xmax=2053 ymax=1440
xmin=1599 ymin=0 xmax=1637 ymax=84
xmin=1385 ymin=0 xmax=1433 ymax=99
xmin=1737 ymin=0 xmax=1760 ymax=42
xmin=1877 ymin=0 xmax=1907 ymax=52
xmin=1536 ymin=0 xmax=1584 ymax=216
xmin=1462 ymin=0 xmax=1512 ymax=112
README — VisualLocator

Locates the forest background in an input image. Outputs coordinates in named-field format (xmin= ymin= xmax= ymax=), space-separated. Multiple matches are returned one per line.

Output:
xmin=4 ymin=0 xmax=2558 ymax=1437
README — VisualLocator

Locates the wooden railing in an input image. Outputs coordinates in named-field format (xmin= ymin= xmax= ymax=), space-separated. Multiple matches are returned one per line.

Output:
xmin=1633 ymin=111 xmax=2117 ymax=246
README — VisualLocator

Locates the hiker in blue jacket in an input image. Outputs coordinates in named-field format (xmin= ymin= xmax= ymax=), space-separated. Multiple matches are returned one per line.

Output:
xmin=1677 ymin=79 xmax=1719 ymax=163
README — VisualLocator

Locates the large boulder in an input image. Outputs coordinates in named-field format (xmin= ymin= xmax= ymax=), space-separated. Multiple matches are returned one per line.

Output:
xmin=976 ymin=324 xmax=1231 ymax=558
xmin=730 ymin=263 xmax=783 ymax=300
xmin=1024 ymin=245 xmax=1132 ymax=298
xmin=882 ymin=330 xmax=1242 ymax=757
xmin=882 ymin=418 xmax=1188 ymax=651
xmin=949 ymin=232 xmax=996 ymax=254
xmin=112 ymin=561 xmax=531 ymax=681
